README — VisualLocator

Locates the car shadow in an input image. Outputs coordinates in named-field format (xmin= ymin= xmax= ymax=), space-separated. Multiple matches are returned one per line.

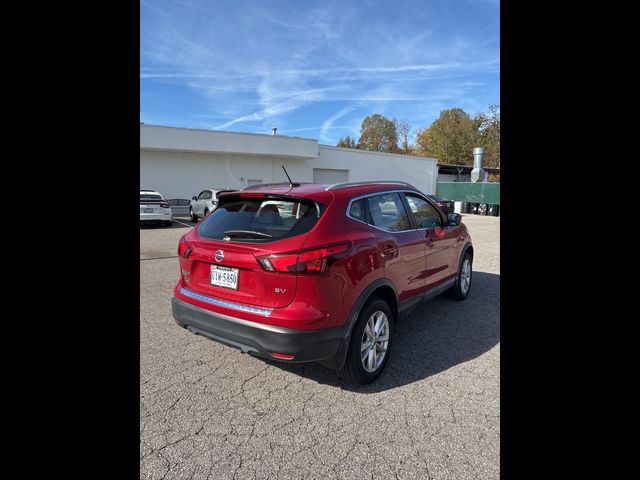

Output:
xmin=257 ymin=271 xmax=499 ymax=392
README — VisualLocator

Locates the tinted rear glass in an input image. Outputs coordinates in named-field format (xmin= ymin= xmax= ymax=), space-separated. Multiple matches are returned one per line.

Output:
xmin=140 ymin=193 xmax=163 ymax=201
xmin=198 ymin=198 xmax=322 ymax=242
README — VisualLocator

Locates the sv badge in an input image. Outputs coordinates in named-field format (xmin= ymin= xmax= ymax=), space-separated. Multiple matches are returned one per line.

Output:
xmin=274 ymin=288 xmax=287 ymax=294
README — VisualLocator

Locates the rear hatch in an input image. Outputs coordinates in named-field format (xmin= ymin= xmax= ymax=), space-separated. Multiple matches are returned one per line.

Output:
xmin=179 ymin=193 xmax=326 ymax=309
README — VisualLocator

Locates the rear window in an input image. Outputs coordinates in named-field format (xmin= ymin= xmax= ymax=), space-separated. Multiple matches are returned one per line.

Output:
xmin=430 ymin=195 xmax=448 ymax=202
xmin=198 ymin=197 xmax=323 ymax=242
xmin=140 ymin=193 xmax=163 ymax=202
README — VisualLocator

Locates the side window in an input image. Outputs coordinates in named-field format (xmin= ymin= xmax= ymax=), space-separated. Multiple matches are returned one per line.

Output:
xmin=367 ymin=193 xmax=411 ymax=232
xmin=405 ymin=194 xmax=442 ymax=229
xmin=204 ymin=190 xmax=213 ymax=200
xmin=197 ymin=191 xmax=207 ymax=200
xmin=349 ymin=199 xmax=366 ymax=222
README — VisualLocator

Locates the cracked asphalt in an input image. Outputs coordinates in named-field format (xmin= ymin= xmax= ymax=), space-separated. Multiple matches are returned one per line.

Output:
xmin=140 ymin=215 xmax=500 ymax=479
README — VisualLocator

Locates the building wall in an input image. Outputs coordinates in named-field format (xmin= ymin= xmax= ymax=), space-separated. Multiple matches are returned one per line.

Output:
xmin=316 ymin=146 xmax=438 ymax=194
xmin=141 ymin=125 xmax=318 ymax=158
xmin=140 ymin=125 xmax=439 ymax=199
xmin=140 ymin=150 xmax=314 ymax=199
xmin=312 ymin=168 xmax=349 ymax=183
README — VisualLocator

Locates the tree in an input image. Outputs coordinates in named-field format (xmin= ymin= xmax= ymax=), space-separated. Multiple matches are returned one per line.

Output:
xmin=336 ymin=136 xmax=357 ymax=149
xmin=415 ymin=108 xmax=480 ymax=165
xmin=357 ymin=114 xmax=400 ymax=153
xmin=396 ymin=118 xmax=414 ymax=154
xmin=474 ymin=104 xmax=500 ymax=168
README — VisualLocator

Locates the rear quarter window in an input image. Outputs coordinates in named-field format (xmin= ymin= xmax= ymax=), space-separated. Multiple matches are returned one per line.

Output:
xmin=349 ymin=199 xmax=366 ymax=222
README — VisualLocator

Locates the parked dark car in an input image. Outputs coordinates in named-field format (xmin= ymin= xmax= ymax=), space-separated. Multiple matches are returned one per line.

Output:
xmin=427 ymin=195 xmax=455 ymax=215
xmin=172 ymin=181 xmax=473 ymax=384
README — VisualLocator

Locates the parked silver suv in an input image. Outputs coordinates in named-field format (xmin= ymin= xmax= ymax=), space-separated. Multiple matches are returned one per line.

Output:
xmin=189 ymin=188 xmax=237 ymax=222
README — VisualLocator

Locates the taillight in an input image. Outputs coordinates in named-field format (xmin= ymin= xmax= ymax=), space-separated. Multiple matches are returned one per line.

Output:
xmin=257 ymin=253 xmax=298 ymax=272
xmin=299 ymin=244 xmax=349 ymax=272
xmin=256 ymin=242 xmax=350 ymax=274
xmin=178 ymin=236 xmax=192 ymax=258
xmin=160 ymin=202 xmax=171 ymax=209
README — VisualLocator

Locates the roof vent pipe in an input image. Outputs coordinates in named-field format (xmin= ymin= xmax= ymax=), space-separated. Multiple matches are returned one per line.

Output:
xmin=471 ymin=147 xmax=486 ymax=182
xmin=272 ymin=127 xmax=277 ymax=135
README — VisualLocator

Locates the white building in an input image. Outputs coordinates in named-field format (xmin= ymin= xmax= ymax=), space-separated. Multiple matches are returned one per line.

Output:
xmin=140 ymin=124 xmax=438 ymax=199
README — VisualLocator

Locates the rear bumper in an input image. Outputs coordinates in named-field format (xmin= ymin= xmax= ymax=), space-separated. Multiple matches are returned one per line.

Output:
xmin=171 ymin=297 xmax=344 ymax=363
xmin=140 ymin=212 xmax=172 ymax=222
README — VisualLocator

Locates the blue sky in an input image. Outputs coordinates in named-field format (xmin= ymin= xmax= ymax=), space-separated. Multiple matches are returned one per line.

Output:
xmin=141 ymin=0 xmax=499 ymax=145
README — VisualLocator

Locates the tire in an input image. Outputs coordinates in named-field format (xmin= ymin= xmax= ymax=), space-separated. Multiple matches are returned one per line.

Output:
xmin=164 ymin=220 xmax=173 ymax=227
xmin=446 ymin=251 xmax=472 ymax=300
xmin=338 ymin=297 xmax=393 ymax=385
xmin=189 ymin=208 xmax=197 ymax=222
xmin=204 ymin=209 xmax=210 ymax=217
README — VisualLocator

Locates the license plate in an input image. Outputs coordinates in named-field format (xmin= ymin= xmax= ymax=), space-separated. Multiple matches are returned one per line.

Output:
xmin=210 ymin=265 xmax=239 ymax=290
xmin=143 ymin=208 xmax=153 ymax=213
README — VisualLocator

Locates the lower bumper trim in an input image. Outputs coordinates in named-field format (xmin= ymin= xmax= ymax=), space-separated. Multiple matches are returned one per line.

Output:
xmin=171 ymin=297 xmax=343 ymax=363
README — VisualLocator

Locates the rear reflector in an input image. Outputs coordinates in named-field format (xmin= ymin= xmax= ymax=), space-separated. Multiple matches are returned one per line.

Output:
xmin=271 ymin=352 xmax=295 ymax=360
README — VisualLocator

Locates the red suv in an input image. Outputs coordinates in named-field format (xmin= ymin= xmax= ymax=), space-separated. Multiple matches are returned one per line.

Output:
xmin=172 ymin=181 xmax=473 ymax=384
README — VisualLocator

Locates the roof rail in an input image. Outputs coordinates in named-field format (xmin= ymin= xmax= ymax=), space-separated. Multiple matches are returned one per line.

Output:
xmin=325 ymin=181 xmax=416 ymax=191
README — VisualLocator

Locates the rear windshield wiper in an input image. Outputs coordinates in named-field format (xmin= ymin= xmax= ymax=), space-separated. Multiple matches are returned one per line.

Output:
xmin=223 ymin=230 xmax=273 ymax=239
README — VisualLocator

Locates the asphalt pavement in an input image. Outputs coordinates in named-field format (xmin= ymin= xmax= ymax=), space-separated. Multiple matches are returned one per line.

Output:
xmin=140 ymin=214 xmax=500 ymax=479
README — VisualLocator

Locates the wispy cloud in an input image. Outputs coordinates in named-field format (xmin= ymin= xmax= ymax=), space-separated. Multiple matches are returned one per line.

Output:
xmin=141 ymin=0 xmax=499 ymax=143
xmin=320 ymin=106 xmax=355 ymax=142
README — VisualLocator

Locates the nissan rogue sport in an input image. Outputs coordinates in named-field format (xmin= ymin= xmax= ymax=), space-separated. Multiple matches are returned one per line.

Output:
xmin=172 ymin=181 xmax=473 ymax=384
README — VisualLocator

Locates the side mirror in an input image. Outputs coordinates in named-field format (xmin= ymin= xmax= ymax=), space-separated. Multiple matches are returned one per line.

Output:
xmin=191 ymin=196 xmax=197 ymax=201
xmin=447 ymin=213 xmax=462 ymax=226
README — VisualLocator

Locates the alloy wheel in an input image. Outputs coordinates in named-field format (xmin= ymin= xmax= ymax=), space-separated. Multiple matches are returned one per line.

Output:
xmin=360 ymin=311 xmax=389 ymax=373
xmin=460 ymin=258 xmax=471 ymax=294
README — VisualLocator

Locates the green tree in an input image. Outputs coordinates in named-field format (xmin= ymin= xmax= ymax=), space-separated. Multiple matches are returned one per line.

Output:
xmin=474 ymin=104 xmax=500 ymax=168
xmin=336 ymin=136 xmax=357 ymax=148
xmin=415 ymin=108 xmax=480 ymax=165
xmin=357 ymin=114 xmax=400 ymax=153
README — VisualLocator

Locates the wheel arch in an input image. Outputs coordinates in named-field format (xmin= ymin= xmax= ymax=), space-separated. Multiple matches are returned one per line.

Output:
xmin=460 ymin=242 xmax=474 ymax=271
xmin=319 ymin=278 xmax=398 ymax=371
